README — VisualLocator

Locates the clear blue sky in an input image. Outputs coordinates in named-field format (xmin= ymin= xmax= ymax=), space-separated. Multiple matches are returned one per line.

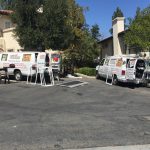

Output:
xmin=76 ymin=0 xmax=150 ymax=38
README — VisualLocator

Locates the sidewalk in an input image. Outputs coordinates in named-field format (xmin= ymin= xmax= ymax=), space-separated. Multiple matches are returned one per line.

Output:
xmin=67 ymin=144 xmax=150 ymax=150
xmin=75 ymin=73 xmax=95 ymax=79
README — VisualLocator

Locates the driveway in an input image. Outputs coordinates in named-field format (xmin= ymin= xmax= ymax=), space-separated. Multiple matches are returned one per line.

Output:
xmin=0 ymin=78 xmax=150 ymax=150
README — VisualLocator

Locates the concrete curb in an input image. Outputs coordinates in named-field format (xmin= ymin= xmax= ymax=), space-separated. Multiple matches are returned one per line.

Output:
xmin=76 ymin=73 xmax=95 ymax=79
xmin=66 ymin=144 xmax=150 ymax=150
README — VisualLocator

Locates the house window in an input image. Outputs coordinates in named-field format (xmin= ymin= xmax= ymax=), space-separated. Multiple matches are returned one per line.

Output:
xmin=5 ymin=21 xmax=12 ymax=29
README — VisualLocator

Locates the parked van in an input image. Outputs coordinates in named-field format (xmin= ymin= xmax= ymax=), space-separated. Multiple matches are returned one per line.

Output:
xmin=126 ymin=58 xmax=146 ymax=84
xmin=0 ymin=52 xmax=50 ymax=81
xmin=96 ymin=55 xmax=134 ymax=85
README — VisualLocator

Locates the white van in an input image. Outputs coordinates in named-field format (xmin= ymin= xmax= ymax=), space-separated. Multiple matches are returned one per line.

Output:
xmin=96 ymin=55 xmax=134 ymax=85
xmin=0 ymin=52 xmax=50 ymax=81
xmin=126 ymin=58 xmax=146 ymax=84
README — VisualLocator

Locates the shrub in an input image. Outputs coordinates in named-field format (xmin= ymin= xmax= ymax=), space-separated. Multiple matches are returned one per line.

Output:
xmin=75 ymin=67 xmax=96 ymax=76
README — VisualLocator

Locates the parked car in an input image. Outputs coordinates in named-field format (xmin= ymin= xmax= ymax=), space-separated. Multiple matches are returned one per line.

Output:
xmin=96 ymin=55 xmax=134 ymax=85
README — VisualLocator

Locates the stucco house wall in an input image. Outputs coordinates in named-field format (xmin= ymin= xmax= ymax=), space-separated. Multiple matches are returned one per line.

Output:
xmin=99 ymin=17 xmax=127 ymax=58
xmin=100 ymin=38 xmax=113 ymax=58
xmin=3 ymin=27 xmax=22 ymax=52
xmin=0 ymin=10 xmax=22 ymax=52
xmin=99 ymin=17 xmax=150 ymax=59
xmin=0 ymin=15 xmax=14 ymax=30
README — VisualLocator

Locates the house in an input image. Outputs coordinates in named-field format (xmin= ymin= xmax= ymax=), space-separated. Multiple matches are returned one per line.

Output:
xmin=0 ymin=10 xmax=22 ymax=52
xmin=99 ymin=17 xmax=150 ymax=59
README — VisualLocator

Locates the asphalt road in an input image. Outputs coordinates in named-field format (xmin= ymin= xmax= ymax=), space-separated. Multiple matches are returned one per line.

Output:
xmin=0 ymin=78 xmax=150 ymax=150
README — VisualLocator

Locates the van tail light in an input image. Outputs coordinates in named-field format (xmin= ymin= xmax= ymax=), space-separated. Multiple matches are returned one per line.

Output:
xmin=32 ymin=64 xmax=36 ymax=70
xmin=9 ymin=64 xmax=15 ymax=68
xmin=53 ymin=57 xmax=59 ymax=62
xmin=122 ymin=70 xmax=126 ymax=75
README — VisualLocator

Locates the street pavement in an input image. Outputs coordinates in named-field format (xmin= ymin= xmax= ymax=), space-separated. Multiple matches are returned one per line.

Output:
xmin=0 ymin=78 xmax=150 ymax=150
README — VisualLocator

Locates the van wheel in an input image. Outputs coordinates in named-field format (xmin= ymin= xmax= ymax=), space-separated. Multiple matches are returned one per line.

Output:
xmin=14 ymin=71 xmax=22 ymax=81
xmin=146 ymin=82 xmax=150 ymax=88
xmin=112 ymin=75 xmax=118 ymax=85
xmin=96 ymin=73 xmax=100 ymax=79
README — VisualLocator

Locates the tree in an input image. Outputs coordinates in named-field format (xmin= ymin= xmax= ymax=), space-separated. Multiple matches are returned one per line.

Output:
xmin=112 ymin=7 xmax=124 ymax=20
xmin=125 ymin=6 xmax=150 ymax=52
xmin=8 ymin=0 xmax=73 ymax=50
xmin=78 ymin=27 xmax=100 ymax=67
xmin=40 ymin=0 xmax=73 ymax=50
xmin=109 ymin=7 xmax=124 ymax=34
xmin=135 ymin=7 xmax=141 ymax=19
xmin=10 ymin=0 xmax=44 ymax=50
xmin=1 ymin=0 xmax=101 ymax=68
xmin=0 ymin=0 xmax=14 ymax=9
xmin=91 ymin=24 xmax=101 ymax=42
xmin=64 ymin=24 xmax=100 ymax=68
xmin=62 ymin=0 xmax=101 ymax=68
xmin=126 ymin=7 xmax=141 ymax=28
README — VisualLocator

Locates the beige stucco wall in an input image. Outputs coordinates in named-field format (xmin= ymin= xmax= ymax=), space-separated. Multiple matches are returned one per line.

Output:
xmin=101 ymin=39 xmax=113 ymax=58
xmin=0 ymin=15 xmax=14 ymax=30
xmin=118 ymin=35 xmax=126 ymax=54
xmin=3 ymin=27 xmax=22 ymax=52
xmin=0 ymin=14 xmax=21 ymax=52
xmin=0 ymin=37 xmax=6 ymax=51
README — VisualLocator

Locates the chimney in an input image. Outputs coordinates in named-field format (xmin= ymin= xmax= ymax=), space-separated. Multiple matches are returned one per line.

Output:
xmin=112 ymin=17 xmax=125 ymax=55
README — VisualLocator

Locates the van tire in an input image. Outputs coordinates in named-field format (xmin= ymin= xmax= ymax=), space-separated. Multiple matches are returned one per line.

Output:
xmin=96 ymin=72 xmax=100 ymax=79
xmin=14 ymin=70 xmax=22 ymax=81
xmin=112 ymin=75 xmax=118 ymax=85
xmin=146 ymin=82 xmax=150 ymax=88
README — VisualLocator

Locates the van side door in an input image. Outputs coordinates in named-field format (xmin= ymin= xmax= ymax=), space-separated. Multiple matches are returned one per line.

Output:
xmin=37 ymin=53 xmax=46 ymax=68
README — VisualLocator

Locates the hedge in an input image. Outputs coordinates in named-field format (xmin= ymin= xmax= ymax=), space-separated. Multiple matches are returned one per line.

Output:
xmin=75 ymin=67 xmax=96 ymax=76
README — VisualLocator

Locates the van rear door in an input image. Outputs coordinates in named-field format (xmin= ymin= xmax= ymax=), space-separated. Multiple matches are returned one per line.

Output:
xmin=126 ymin=58 xmax=136 ymax=80
xmin=37 ymin=52 xmax=46 ymax=67
xmin=135 ymin=59 xmax=145 ymax=79
xmin=51 ymin=53 xmax=61 ymax=71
